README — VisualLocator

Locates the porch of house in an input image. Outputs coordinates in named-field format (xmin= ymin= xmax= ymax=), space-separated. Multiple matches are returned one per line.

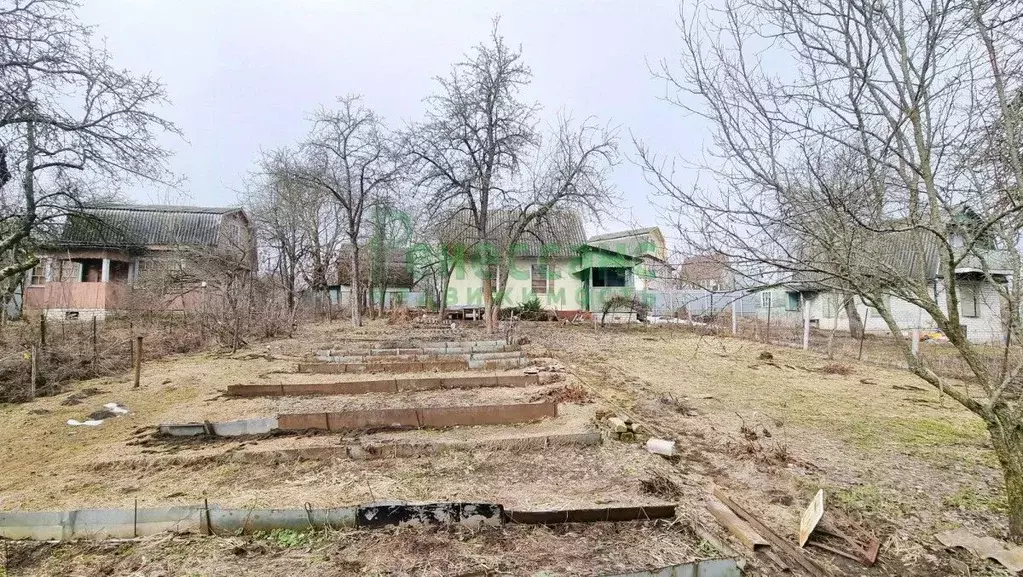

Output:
xmin=23 ymin=251 xmax=136 ymax=320
xmin=577 ymin=246 xmax=641 ymax=314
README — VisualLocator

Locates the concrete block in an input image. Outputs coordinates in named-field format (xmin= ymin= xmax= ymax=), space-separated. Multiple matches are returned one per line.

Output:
xmin=159 ymin=423 xmax=207 ymax=437
xmin=468 ymin=351 xmax=523 ymax=360
xmin=601 ymin=559 xmax=741 ymax=577
xmin=280 ymin=383 xmax=334 ymax=396
xmin=546 ymin=431 xmax=603 ymax=447
xmin=277 ymin=412 xmax=329 ymax=430
xmin=334 ymin=380 xmax=396 ymax=394
xmin=211 ymin=417 xmax=278 ymax=437
xmin=438 ymin=375 xmax=498 ymax=389
xmin=208 ymin=507 xmax=356 ymax=535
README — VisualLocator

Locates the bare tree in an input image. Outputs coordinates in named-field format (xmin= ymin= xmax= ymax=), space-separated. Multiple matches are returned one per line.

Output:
xmin=242 ymin=149 xmax=311 ymax=313
xmin=408 ymin=20 xmax=619 ymax=332
xmin=0 ymin=0 xmax=178 ymax=284
xmin=639 ymin=0 xmax=1023 ymax=536
xmin=242 ymin=149 xmax=343 ymax=318
xmin=288 ymin=96 xmax=401 ymax=327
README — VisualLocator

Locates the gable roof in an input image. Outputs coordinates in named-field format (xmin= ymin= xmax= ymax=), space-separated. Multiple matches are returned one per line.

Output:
xmin=588 ymin=227 xmax=659 ymax=242
xmin=57 ymin=204 xmax=245 ymax=250
xmin=788 ymin=227 xmax=1011 ymax=290
xmin=587 ymin=227 xmax=666 ymax=260
xmin=442 ymin=209 xmax=587 ymax=258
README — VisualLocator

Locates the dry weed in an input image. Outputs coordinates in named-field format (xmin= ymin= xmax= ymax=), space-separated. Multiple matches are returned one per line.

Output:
xmin=387 ymin=306 xmax=413 ymax=324
xmin=530 ymin=384 xmax=592 ymax=404
xmin=639 ymin=470 xmax=682 ymax=501
xmin=659 ymin=393 xmax=699 ymax=416
xmin=819 ymin=363 xmax=854 ymax=375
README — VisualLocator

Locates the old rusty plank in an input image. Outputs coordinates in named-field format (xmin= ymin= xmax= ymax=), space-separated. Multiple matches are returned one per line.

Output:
xmin=497 ymin=374 xmax=540 ymax=386
xmin=418 ymin=403 xmax=556 ymax=428
xmin=713 ymin=488 xmax=833 ymax=576
xmin=226 ymin=384 xmax=285 ymax=397
xmin=277 ymin=412 xmax=329 ymax=431
xmin=504 ymin=505 xmax=676 ymax=525
xmin=325 ymin=408 xmax=421 ymax=430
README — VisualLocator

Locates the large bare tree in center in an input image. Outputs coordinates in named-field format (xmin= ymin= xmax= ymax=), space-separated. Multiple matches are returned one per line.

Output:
xmin=290 ymin=96 xmax=402 ymax=327
xmin=409 ymin=21 xmax=619 ymax=332
xmin=639 ymin=0 xmax=1023 ymax=537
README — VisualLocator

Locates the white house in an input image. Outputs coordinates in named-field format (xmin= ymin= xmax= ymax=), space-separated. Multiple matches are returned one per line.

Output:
xmin=757 ymin=226 xmax=1010 ymax=343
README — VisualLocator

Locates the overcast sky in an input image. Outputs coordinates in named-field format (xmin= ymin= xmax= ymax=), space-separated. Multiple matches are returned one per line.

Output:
xmin=77 ymin=0 xmax=706 ymax=239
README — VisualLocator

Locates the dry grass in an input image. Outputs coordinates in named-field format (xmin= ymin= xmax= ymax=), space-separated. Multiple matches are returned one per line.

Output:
xmin=0 ymin=322 xmax=681 ymax=514
xmin=527 ymin=323 xmax=1006 ymax=557
xmin=5 ymin=521 xmax=703 ymax=577
xmin=819 ymin=362 xmax=854 ymax=375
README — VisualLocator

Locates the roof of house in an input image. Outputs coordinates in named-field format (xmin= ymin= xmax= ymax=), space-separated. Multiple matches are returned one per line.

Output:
xmin=587 ymin=227 xmax=666 ymax=260
xmin=788 ymin=227 xmax=1012 ymax=290
xmin=588 ymin=227 xmax=659 ymax=242
xmin=56 ymin=204 xmax=245 ymax=250
xmin=441 ymin=209 xmax=587 ymax=258
xmin=679 ymin=252 xmax=730 ymax=284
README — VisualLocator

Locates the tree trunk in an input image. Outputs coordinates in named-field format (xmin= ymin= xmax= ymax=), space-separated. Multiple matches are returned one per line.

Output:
xmin=989 ymin=417 xmax=1023 ymax=540
xmin=844 ymin=295 xmax=864 ymax=339
xmin=438 ymin=266 xmax=451 ymax=321
xmin=482 ymin=274 xmax=495 ymax=333
xmin=379 ymin=276 xmax=389 ymax=316
xmin=350 ymin=244 xmax=362 ymax=327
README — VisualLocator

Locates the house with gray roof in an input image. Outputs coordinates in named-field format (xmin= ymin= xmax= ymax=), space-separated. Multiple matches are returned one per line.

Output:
xmin=757 ymin=220 xmax=1012 ymax=343
xmin=24 ymin=203 xmax=255 ymax=320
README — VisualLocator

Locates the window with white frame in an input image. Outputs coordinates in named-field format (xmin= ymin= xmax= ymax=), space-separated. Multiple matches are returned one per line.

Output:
xmin=960 ymin=284 xmax=979 ymax=318
xmin=28 ymin=264 xmax=45 ymax=286
xmin=531 ymin=263 xmax=549 ymax=295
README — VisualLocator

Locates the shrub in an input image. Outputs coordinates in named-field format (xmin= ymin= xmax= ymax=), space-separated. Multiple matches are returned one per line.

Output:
xmin=601 ymin=294 xmax=650 ymax=326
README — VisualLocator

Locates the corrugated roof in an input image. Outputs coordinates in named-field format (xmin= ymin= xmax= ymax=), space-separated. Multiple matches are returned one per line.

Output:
xmin=788 ymin=226 xmax=1009 ymax=290
xmin=587 ymin=227 xmax=665 ymax=259
xmin=441 ymin=209 xmax=587 ymax=258
xmin=588 ymin=227 xmax=658 ymax=242
xmin=58 ymin=204 xmax=242 ymax=249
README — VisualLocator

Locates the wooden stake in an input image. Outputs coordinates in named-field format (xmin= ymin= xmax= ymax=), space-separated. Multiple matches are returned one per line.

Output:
xmin=858 ymin=309 xmax=870 ymax=360
xmin=39 ymin=313 xmax=46 ymax=350
xmin=802 ymin=294 xmax=810 ymax=350
xmin=29 ymin=345 xmax=38 ymax=400
xmin=92 ymin=317 xmax=98 ymax=371
xmin=133 ymin=336 xmax=143 ymax=389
